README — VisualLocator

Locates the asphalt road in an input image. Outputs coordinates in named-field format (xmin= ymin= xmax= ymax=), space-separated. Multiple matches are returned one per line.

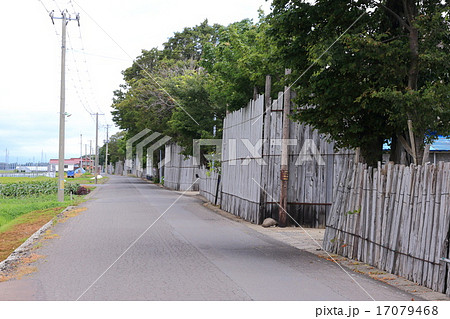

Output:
xmin=0 ymin=175 xmax=418 ymax=301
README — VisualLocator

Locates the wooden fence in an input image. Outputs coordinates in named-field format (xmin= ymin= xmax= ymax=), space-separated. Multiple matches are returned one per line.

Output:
xmin=218 ymin=92 xmax=353 ymax=226
xmin=323 ymin=161 xmax=450 ymax=296
xmin=198 ymin=167 xmax=221 ymax=205
xmin=221 ymin=95 xmax=265 ymax=223
xmin=260 ymin=92 xmax=353 ymax=227
xmin=164 ymin=144 xmax=199 ymax=191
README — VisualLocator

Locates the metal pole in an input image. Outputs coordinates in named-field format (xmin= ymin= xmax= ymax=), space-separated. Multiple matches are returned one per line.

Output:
xmin=95 ymin=113 xmax=99 ymax=184
xmin=57 ymin=12 xmax=67 ymax=202
xmin=278 ymin=69 xmax=291 ymax=227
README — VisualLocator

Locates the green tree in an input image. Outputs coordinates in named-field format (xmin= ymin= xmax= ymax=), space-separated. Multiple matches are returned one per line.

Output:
xmin=202 ymin=16 xmax=283 ymax=112
xmin=99 ymin=131 xmax=126 ymax=166
xmin=111 ymin=17 xmax=281 ymax=158
xmin=268 ymin=0 xmax=449 ymax=166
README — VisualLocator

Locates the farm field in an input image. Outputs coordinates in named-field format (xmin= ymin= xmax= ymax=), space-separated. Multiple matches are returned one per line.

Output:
xmin=0 ymin=174 xmax=108 ymax=185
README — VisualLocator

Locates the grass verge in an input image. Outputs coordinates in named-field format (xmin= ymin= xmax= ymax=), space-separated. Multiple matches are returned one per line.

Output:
xmin=0 ymin=207 xmax=65 ymax=262
xmin=0 ymin=195 xmax=88 ymax=262
xmin=0 ymin=195 xmax=79 ymax=229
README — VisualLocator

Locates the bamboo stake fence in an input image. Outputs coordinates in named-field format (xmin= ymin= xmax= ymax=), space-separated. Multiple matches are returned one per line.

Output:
xmin=323 ymin=161 xmax=450 ymax=296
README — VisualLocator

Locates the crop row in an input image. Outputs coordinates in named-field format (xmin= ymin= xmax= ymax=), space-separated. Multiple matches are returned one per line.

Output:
xmin=0 ymin=180 xmax=80 ymax=197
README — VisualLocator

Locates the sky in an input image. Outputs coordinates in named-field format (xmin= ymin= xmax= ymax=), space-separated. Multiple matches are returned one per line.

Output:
xmin=0 ymin=0 xmax=272 ymax=164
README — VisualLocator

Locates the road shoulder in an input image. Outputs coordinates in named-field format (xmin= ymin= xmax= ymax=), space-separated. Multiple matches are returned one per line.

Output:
xmin=198 ymin=197 xmax=450 ymax=302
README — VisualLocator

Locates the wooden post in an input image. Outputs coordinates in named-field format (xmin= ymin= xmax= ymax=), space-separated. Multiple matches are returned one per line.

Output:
xmin=407 ymin=119 xmax=417 ymax=165
xmin=279 ymin=69 xmax=291 ymax=227
xmin=259 ymin=75 xmax=272 ymax=223
xmin=422 ymin=144 xmax=431 ymax=165
xmin=325 ymin=142 xmax=334 ymax=222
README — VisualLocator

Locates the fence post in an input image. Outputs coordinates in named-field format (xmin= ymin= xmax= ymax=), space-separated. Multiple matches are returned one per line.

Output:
xmin=325 ymin=142 xmax=334 ymax=222
xmin=259 ymin=75 xmax=272 ymax=223
xmin=279 ymin=69 xmax=291 ymax=227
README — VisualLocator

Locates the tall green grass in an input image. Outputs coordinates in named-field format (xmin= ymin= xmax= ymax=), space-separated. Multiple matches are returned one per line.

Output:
xmin=0 ymin=195 xmax=75 ymax=229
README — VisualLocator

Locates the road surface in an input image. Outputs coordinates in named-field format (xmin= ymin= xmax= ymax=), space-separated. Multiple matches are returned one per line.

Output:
xmin=0 ymin=175 xmax=418 ymax=301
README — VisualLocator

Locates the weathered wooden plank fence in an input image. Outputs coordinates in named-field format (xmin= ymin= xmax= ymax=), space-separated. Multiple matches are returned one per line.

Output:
xmin=198 ymin=167 xmax=221 ymax=205
xmin=164 ymin=144 xmax=199 ymax=191
xmin=323 ymin=161 xmax=450 ymax=296
xmin=260 ymin=91 xmax=354 ymax=227
xmin=219 ymin=91 xmax=353 ymax=226
xmin=221 ymin=95 xmax=265 ymax=223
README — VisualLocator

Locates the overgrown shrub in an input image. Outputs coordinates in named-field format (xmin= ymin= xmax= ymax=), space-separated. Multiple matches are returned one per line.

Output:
xmin=76 ymin=186 xmax=90 ymax=195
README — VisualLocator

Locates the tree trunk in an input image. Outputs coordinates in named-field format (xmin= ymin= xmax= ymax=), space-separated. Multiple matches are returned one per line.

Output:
xmin=360 ymin=136 xmax=384 ymax=167
xmin=390 ymin=135 xmax=406 ymax=164
xmin=407 ymin=26 xmax=419 ymax=91
xmin=405 ymin=2 xmax=424 ymax=164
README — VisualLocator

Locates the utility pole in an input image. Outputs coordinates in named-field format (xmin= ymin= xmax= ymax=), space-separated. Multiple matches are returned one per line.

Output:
xmin=92 ymin=113 xmax=105 ymax=184
xmin=95 ymin=113 xmax=99 ymax=184
xmin=278 ymin=69 xmax=291 ymax=227
xmin=49 ymin=9 xmax=80 ymax=202
xmin=80 ymin=134 xmax=83 ymax=170
xmin=89 ymin=140 xmax=92 ymax=170
xmin=105 ymin=124 xmax=111 ymax=175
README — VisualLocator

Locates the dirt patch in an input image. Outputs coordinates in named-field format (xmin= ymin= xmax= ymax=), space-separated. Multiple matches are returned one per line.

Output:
xmin=0 ymin=253 xmax=44 ymax=282
xmin=0 ymin=207 xmax=63 ymax=262
xmin=59 ymin=207 xmax=87 ymax=223
xmin=0 ymin=206 xmax=88 ymax=283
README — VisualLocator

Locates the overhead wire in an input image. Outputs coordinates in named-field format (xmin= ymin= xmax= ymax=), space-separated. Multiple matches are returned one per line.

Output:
xmin=38 ymin=0 xmax=60 ymax=36
xmin=42 ymin=0 xmax=121 ymax=131
xmin=66 ymin=31 xmax=96 ymax=122
xmin=68 ymin=0 xmax=109 ymax=126
xmin=52 ymin=0 xmax=61 ymax=12
xmin=76 ymin=23 xmax=107 ymax=119
xmin=70 ymin=0 xmax=200 ymax=126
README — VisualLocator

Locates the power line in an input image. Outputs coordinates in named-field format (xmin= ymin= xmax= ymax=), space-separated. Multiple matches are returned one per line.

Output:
xmin=38 ymin=0 xmax=60 ymax=36
xmin=66 ymin=31 xmax=96 ymax=120
xmin=70 ymin=0 xmax=200 ymax=126
xmin=52 ymin=0 xmax=61 ymax=12
xmin=75 ymin=23 xmax=106 ymax=117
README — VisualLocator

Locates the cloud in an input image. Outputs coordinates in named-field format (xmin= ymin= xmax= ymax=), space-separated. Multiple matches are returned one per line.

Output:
xmin=0 ymin=0 xmax=270 ymax=163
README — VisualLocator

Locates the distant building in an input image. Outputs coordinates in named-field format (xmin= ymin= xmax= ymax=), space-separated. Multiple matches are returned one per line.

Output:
xmin=16 ymin=164 xmax=49 ymax=172
xmin=49 ymin=157 xmax=93 ymax=172
xmin=382 ymin=137 xmax=450 ymax=164
xmin=0 ymin=162 xmax=17 ymax=171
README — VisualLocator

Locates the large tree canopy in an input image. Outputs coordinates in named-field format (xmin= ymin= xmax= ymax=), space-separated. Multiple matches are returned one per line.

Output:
xmin=111 ymin=2 xmax=448 ymax=167
xmin=111 ymin=17 xmax=281 ymax=156
xmin=268 ymin=0 xmax=449 ymax=165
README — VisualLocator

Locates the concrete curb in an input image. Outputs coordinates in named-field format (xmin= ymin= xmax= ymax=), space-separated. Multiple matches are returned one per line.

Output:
xmin=0 ymin=206 xmax=75 ymax=272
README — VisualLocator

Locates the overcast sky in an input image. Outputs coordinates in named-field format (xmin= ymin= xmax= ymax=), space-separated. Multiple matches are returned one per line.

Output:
xmin=0 ymin=0 xmax=271 ymax=163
